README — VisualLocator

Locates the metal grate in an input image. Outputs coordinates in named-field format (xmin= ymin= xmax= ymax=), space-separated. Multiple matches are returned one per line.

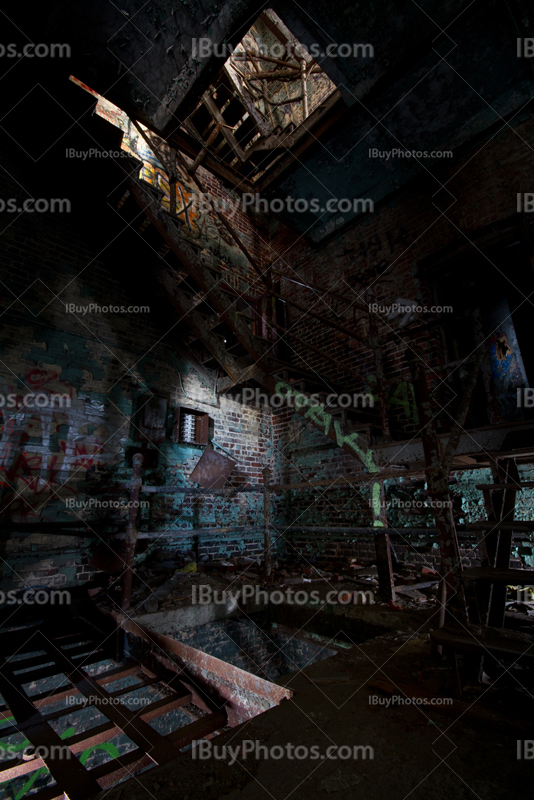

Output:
xmin=0 ymin=619 xmax=227 ymax=799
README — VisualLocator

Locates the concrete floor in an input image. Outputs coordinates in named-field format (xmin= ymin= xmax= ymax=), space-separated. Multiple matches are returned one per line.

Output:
xmin=95 ymin=605 xmax=530 ymax=800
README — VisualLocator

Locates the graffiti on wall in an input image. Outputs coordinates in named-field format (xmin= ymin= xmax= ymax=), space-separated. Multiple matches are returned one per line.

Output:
xmin=0 ymin=369 xmax=122 ymax=519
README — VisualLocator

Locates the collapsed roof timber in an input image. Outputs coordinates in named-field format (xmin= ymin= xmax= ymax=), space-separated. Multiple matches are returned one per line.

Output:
xmin=0 ymin=1 xmax=533 ymax=799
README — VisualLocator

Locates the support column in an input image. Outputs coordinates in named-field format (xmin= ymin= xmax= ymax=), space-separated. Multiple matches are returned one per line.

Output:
xmin=263 ymin=466 xmax=272 ymax=579
xmin=407 ymin=349 xmax=465 ymax=624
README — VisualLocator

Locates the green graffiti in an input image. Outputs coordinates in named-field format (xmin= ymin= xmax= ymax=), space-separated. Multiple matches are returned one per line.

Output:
xmin=0 ymin=716 xmax=121 ymax=800
xmin=276 ymin=380 xmax=385 ymax=525
xmin=304 ymin=403 xmax=332 ymax=436
xmin=365 ymin=375 xmax=419 ymax=424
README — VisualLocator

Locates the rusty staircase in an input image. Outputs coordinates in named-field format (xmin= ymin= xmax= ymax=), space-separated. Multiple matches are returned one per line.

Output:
xmin=111 ymin=160 xmax=388 ymax=456
xmin=0 ymin=616 xmax=227 ymax=799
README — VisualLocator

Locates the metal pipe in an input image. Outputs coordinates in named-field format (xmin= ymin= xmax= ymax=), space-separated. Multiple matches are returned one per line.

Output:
xmin=301 ymin=59 xmax=309 ymax=119
xmin=407 ymin=348 xmax=465 ymax=624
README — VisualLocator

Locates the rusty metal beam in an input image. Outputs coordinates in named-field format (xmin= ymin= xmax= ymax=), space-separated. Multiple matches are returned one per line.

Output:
xmin=442 ymin=348 xmax=485 ymax=476
xmin=172 ymin=149 xmax=267 ymax=285
xmin=0 ymin=658 xmax=101 ymax=800
xmin=373 ymin=481 xmax=395 ymax=602
xmin=128 ymin=179 xmax=270 ymax=367
xmin=127 ymin=179 xmax=380 ymax=472
xmin=407 ymin=347 xmax=465 ymax=624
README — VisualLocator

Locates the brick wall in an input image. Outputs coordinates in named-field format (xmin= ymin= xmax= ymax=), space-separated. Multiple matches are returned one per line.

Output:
xmin=0 ymin=146 xmax=274 ymax=593
xmin=267 ymin=111 xmax=534 ymax=435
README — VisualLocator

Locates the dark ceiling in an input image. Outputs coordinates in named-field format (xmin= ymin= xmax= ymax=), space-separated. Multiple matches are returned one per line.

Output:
xmin=2 ymin=0 xmax=533 ymax=242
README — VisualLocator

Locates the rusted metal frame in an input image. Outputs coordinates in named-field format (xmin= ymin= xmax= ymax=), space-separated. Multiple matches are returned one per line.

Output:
xmin=263 ymin=466 xmax=272 ymax=578
xmin=121 ymin=452 xmax=144 ymax=612
xmin=241 ymin=74 xmax=302 ymax=105
xmin=107 ymin=676 xmax=160 ymax=698
xmin=5 ymin=652 xmax=56 ymax=671
xmin=129 ymin=180 xmax=273 ymax=372
xmin=301 ymin=59 xmax=309 ymax=119
xmin=407 ymin=348 xmax=466 ymax=624
xmin=189 ymin=122 xmax=222 ymax=175
xmin=139 ymin=692 xmax=193 ymax=722
xmin=202 ymin=95 xmax=247 ymax=161
xmin=245 ymin=89 xmax=342 ymax=163
xmin=0 ymin=658 xmax=101 ymax=800
xmin=0 ymin=755 xmax=48 ymax=782
xmin=241 ymin=50 xmax=302 ymax=69
xmin=373 ymin=481 xmax=395 ymax=602
xmin=176 ymin=120 xmax=255 ymax=189
xmin=487 ymin=458 xmax=520 ymax=627
xmin=31 ymin=687 xmax=81 ymax=711
xmin=128 ymin=184 xmax=379 ymax=470
xmin=368 ymin=312 xmax=391 ymax=440
xmin=10 ymin=659 xmax=89 ymax=684
xmin=37 ymin=633 xmax=179 ymax=766
xmin=442 ymin=347 xmax=486 ymax=476
xmin=173 ymin=149 xmax=268 ymax=286
xmin=92 ymin=662 xmax=141 ymax=686
xmin=248 ymin=51 xmax=276 ymax=131
xmin=223 ymin=62 xmax=272 ymax=137
xmin=109 ymin=612 xmax=290 ymax=707
xmin=89 ymin=749 xmax=154 ymax=787
xmin=159 ymin=276 xmax=245 ymax=384
xmin=63 ymin=721 xmax=121 ymax=754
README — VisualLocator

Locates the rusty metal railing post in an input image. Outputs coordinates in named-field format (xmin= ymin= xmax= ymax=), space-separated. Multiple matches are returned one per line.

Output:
xmin=373 ymin=480 xmax=395 ymax=602
xmin=407 ymin=348 xmax=465 ymax=626
xmin=263 ymin=466 xmax=272 ymax=579
xmin=121 ymin=452 xmax=144 ymax=611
